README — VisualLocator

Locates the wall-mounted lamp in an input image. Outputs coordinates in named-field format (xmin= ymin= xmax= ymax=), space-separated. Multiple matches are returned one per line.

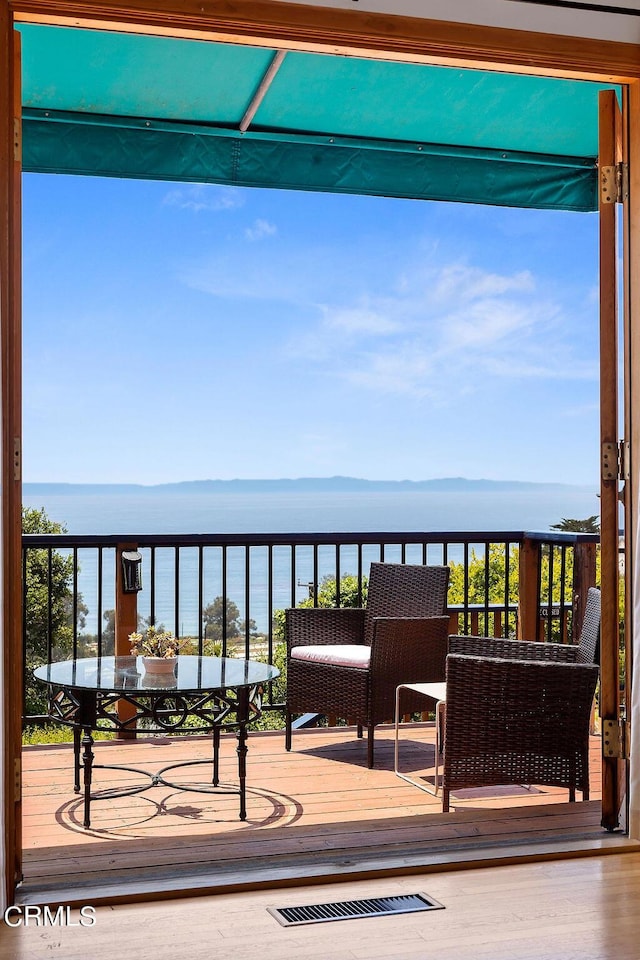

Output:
xmin=121 ymin=550 xmax=143 ymax=593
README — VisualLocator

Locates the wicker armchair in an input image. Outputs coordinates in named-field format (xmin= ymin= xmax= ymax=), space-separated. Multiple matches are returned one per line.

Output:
xmin=285 ymin=562 xmax=450 ymax=768
xmin=442 ymin=653 xmax=599 ymax=812
xmin=441 ymin=587 xmax=601 ymax=812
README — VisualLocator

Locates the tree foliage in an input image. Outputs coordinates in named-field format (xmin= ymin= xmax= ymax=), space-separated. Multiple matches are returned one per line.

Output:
xmin=298 ymin=574 xmax=367 ymax=610
xmin=551 ymin=516 xmax=600 ymax=534
xmin=203 ymin=596 xmax=256 ymax=645
xmin=447 ymin=541 xmax=597 ymax=642
xmin=22 ymin=506 xmax=86 ymax=715
xmin=272 ymin=573 xmax=368 ymax=643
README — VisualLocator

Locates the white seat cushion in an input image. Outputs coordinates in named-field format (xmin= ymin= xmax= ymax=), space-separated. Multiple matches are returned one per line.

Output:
xmin=290 ymin=644 xmax=371 ymax=670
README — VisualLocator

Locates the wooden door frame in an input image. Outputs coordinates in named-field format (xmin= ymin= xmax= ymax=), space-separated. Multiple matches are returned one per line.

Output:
xmin=599 ymin=88 xmax=625 ymax=832
xmin=3 ymin=0 xmax=640 ymax=902
xmin=0 ymin=8 xmax=22 ymax=909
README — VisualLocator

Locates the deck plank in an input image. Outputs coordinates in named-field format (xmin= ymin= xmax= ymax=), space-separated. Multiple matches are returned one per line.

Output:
xmin=19 ymin=723 xmax=606 ymax=901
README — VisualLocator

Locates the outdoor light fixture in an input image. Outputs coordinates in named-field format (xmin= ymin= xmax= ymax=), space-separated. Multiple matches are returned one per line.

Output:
xmin=121 ymin=550 xmax=142 ymax=593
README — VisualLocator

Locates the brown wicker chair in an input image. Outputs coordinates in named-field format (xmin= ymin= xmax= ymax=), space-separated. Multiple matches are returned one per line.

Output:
xmin=442 ymin=653 xmax=599 ymax=812
xmin=285 ymin=562 xmax=450 ymax=768
xmin=441 ymin=588 xmax=601 ymax=811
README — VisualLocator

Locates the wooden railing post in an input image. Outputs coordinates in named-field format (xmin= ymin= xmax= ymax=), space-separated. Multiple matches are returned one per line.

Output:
xmin=518 ymin=536 xmax=540 ymax=640
xmin=115 ymin=542 xmax=138 ymax=737
xmin=572 ymin=540 xmax=598 ymax=642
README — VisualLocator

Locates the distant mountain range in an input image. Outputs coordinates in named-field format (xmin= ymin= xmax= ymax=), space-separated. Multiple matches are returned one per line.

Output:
xmin=23 ymin=476 xmax=591 ymax=495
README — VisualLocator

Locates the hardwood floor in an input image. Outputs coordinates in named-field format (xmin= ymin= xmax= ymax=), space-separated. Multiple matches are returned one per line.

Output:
xmin=18 ymin=723 xmax=618 ymax=905
xmin=6 ymin=852 xmax=640 ymax=959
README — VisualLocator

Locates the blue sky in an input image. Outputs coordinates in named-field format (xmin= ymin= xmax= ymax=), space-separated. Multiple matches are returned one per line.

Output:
xmin=22 ymin=174 xmax=600 ymax=485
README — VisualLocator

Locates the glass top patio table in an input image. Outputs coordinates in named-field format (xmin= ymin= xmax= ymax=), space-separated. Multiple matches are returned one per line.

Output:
xmin=34 ymin=654 xmax=279 ymax=694
xmin=34 ymin=655 xmax=280 ymax=827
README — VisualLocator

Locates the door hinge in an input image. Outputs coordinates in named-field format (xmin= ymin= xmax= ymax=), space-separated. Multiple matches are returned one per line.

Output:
xmin=603 ymin=717 xmax=629 ymax=759
xmin=13 ymin=436 xmax=20 ymax=482
xmin=602 ymin=440 xmax=629 ymax=481
xmin=13 ymin=758 xmax=21 ymax=802
xmin=600 ymin=162 xmax=628 ymax=204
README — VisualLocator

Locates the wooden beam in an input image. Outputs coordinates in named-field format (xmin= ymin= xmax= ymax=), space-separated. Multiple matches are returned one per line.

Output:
xmin=114 ymin=543 xmax=138 ymax=657
xmin=115 ymin=543 xmax=138 ymax=737
xmin=517 ymin=537 xmax=540 ymax=641
xmin=572 ymin=541 xmax=597 ymax=640
xmin=10 ymin=0 xmax=640 ymax=82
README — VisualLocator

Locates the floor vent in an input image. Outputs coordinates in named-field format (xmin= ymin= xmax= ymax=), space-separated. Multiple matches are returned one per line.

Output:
xmin=268 ymin=893 xmax=444 ymax=927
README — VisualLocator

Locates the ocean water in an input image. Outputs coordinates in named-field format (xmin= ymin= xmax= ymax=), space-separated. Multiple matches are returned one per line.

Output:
xmin=22 ymin=486 xmax=601 ymax=637
xmin=22 ymin=487 xmax=600 ymax=536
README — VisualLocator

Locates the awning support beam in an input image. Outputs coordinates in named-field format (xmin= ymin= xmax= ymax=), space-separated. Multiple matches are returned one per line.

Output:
xmin=239 ymin=48 xmax=286 ymax=133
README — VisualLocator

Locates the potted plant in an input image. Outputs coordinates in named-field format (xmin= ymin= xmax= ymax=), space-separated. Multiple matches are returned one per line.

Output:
xmin=128 ymin=625 xmax=186 ymax=675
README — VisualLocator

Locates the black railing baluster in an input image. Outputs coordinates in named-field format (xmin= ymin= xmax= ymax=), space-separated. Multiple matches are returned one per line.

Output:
xmin=20 ymin=529 xmax=600 ymax=725
xmin=97 ymin=547 xmax=103 ymax=656
xmin=150 ymin=546 xmax=156 ymax=627
xmin=504 ymin=541 xmax=511 ymax=638
xmin=174 ymin=546 xmax=180 ymax=640
xmin=291 ymin=544 xmax=296 ymax=611
xmin=534 ymin=541 xmax=542 ymax=642
xmin=560 ymin=544 xmax=567 ymax=642
xmin=313 ymin=543 xmax=318 ymax=605
xmin=484 ymin=544 xmax=490 ymax=635
xmin=267 ymin=544 xmax=274 ymax=701
xmin=245 ymin=547 xmax=251 ymax=659
xmin=222 ymin=546 xmax=228 ymax=658
xmin=47 ymin=548 xmax=53 ymax=662
xmin=198 ymin=544 xmax=204 ymax=653
xmin=463 ymin=542 xmax=470 ymax=634
xmin=547 ymin=544 xmax=555 ymax=643
xmin=72 ymin=547 xmax=78 ymax=657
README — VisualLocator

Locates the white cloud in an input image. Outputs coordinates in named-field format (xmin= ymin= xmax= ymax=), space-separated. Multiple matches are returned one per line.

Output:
xmin=344 ymin=346 xmax=436 ymax=398
xmin=433 ymin=264 xmax=535 ymax=303
xmin=484 ymin=356 xmax=599 ymax=381
xmin=245 ymin=219 xmax=277 ymax=241
xmin=163 ymin=185 xmax=245 ymax=212
xmin=320 ymin=304 xmax=399 ymax=337
xmin=296 ymin=259 xmax=597 ymax=400
xmin=180 ymin=233 xmax=597 ymax=403
xmin=181 ymin=257 xmax=307 ymax=302
xmin=438 ymin=296 xmax=559 ymax=355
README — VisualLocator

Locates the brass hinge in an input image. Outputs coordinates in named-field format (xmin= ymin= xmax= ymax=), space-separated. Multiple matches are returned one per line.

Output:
xmin=602 ymin=440 xmax=629 ymax=481
xmin=600 ymin=162 xmax=628 ymax=204
xmin=13 ymin=758 xmax=21 ymax=802
xmin=13 ymin=436 xmax=21 ymax=482
xmin=603 ymin=717 xmax=629 ymax=759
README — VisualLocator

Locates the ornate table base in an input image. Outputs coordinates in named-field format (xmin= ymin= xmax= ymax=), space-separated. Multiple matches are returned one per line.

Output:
xmin=53 ymin=685 xmax=257 ymax=828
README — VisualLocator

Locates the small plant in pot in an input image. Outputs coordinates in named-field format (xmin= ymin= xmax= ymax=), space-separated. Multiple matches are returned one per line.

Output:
xmin=129 ymin=625 xmax=187 ymax=674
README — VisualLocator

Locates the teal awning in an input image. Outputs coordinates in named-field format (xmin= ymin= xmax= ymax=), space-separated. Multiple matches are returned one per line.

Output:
xmin=18 ymin=24 xmax=612 ymax=211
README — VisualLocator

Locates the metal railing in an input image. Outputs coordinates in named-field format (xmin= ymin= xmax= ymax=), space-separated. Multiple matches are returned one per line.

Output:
xmin=22 ymin=529 xmax=599 ymax=725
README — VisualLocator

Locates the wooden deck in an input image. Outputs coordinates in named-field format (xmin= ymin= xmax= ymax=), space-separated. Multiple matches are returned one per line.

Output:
xmin=19 ymin=723 xmax=616 ymax=905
